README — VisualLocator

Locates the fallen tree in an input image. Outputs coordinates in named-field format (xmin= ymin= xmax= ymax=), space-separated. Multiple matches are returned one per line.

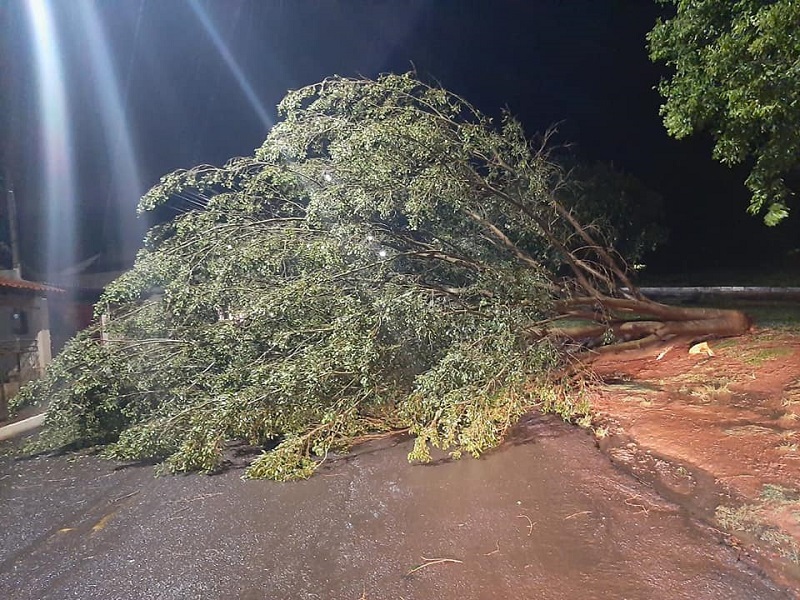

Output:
xmin=13 ymin=74 xmax=750 ymax=479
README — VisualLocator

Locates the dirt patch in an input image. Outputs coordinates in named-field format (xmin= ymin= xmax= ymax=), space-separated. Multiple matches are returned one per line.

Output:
xmin=589 ymin=327 xmax=800 ymax=590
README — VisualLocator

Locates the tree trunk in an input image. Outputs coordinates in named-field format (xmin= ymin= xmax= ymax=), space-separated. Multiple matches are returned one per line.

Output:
xmin=533 ymin=295 xmax=752 ymax=356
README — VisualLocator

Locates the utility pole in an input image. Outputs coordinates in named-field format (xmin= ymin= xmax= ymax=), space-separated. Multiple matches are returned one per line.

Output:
xmin=6 ymin=176 xmax=21 ymax=278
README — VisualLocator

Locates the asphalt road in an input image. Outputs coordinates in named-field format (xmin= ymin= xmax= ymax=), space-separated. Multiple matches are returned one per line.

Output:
xmin=0 ymin=415 xmax=792 ymax=599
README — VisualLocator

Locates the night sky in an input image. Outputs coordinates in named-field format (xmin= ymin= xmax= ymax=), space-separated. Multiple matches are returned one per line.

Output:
xmin=2 ymin=0 xmax=798 ymax=281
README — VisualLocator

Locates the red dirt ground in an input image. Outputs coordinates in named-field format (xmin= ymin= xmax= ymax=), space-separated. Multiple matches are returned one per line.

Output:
xmin=588 ymin=326 xmax=800 ymax=590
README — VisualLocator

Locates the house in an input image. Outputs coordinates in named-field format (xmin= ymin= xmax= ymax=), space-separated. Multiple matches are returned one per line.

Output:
xmin=47 ymin=251 xmax=129 ymax=351
xmin=0 ymin=272 xmax=63 ymax=420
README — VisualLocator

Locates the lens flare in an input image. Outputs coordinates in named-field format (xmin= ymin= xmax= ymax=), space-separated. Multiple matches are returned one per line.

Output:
xmin=74 ymin=1 xmax=145 ymax=260
xmin=188 ymin=0 xmax=273 ymax=131
xmin=24 ymin=0 xmax=77 ymax=282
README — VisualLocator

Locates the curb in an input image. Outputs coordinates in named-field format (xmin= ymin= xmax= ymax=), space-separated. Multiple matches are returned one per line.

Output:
xmin=0 ymin=413 xmax=45 ymax=441
xmin=634 ymin=286 xmax=800 ymax=300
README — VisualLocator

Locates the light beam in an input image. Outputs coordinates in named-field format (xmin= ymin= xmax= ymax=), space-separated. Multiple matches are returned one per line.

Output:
xmin=74 ymin=1 xmax=145 ymax=261
xmin=188 ymin=0 xmax=273 ymax=131
xmin=24 ymin=0 xmax=77 ymax=282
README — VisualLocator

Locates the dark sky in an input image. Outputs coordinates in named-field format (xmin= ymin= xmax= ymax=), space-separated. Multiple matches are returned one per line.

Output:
xmin=1 ymin=0 xmax=797 ymax=280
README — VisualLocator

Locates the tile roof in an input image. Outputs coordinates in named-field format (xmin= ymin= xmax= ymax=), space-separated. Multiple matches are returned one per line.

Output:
xmin=0 ymin=276 xmax=65 ymax=294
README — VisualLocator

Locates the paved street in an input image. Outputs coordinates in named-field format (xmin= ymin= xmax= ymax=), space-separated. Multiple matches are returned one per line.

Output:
xmin=0 ymin=416 xmax=791 ymax=599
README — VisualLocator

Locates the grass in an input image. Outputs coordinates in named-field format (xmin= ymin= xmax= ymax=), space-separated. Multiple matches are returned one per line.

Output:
xmin=740 ymin=346 xmax=795 ymax=366
xmin=669 ymin=369 xmax=737 ymax=404
xmin=716 ymin=503 xmax=800 ymax=563
xmin=778 ymin=431 xmax=800 ymax=453
xmin=639 ymin=268 xmax=800 ymax=287
xmin=679 ymin=380 xmax=732 ymax=402
xmin=593 ymin=425 xmax=610 ymax=439
xmin=760 ymin=484 xmax=800 ymax=503
xmin=782 ymin=386 xmax=800 ymax=410
xmin=713 ymin=337 xmax=741 ymax=351
xmin=748 ymin=306 xmax=800 ymax=331
xmin=716 ymin=484 xmax=800 ymax=564
xmin=723 ymin=424 xmax=777 ymax=437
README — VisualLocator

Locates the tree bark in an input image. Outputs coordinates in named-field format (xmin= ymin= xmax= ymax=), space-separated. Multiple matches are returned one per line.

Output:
xmin=532 ymin=295 xmax=752 ymax=356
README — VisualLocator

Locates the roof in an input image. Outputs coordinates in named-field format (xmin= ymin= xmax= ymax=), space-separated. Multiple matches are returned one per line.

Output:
xmin=0 ymin=276 xmax=65 ymax=294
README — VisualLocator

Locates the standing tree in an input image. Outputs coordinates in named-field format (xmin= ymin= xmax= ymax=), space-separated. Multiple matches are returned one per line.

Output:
xmin=556 ymin=160 xmax=667 ymax=269
xmin=13 ymin=74 xmax=751 ymax=479
xmin=648 ymin=0 xmax=800 ymax=225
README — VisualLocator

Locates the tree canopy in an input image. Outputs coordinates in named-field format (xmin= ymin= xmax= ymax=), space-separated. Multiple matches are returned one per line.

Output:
xmin=13 ymin=74 xmax=747 ymax=479
xmin=648 ymin=0 xmax=800 ymax=225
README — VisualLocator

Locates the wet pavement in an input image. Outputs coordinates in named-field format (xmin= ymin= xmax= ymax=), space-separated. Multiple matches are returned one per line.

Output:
xmin=0 ymin=414 xmax=792 ymax=600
